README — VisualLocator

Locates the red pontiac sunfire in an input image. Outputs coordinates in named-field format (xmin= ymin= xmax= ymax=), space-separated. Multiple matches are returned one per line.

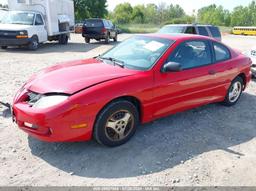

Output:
xmin=13 ymin=34 xmax=251 ymax=147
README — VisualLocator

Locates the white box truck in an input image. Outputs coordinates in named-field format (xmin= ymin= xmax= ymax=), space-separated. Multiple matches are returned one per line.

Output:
xmin=0 ymin=0 xmax=74 ymax=50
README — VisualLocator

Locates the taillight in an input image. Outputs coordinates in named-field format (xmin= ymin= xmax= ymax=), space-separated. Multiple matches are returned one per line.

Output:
xmin=102 ymin=28 xmax=107 ymax=33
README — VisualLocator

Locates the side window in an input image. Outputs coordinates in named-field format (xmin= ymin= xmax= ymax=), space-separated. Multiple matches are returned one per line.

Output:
xmin=103 ymin=20 xmax=108 ymax=27
xmin=209 ymin=26 xmax=221 ymax=38
xmin=213 ymin=42 xmax=231 ymax=62
xmin=35 ymin=14 xmax=44 ymax=25
xmin=198 ymin=27 xmax=209 ymax=36
xmin=108 ymin=21 xmax=113 ymax=28
xmin=185 ymin=27 xmax=196 ymax=34
xmin=168 ymin=40 xmax=212 ymax=70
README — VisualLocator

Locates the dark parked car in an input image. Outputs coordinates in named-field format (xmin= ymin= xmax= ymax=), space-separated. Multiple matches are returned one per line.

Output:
xmin=82 ymin=19 xmax=118 ymax=44
xmin=158 ymin=24 xmax=222 ymax=41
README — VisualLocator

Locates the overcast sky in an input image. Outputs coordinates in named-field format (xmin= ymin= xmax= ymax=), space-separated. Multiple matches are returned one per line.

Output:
xmin=0 ymin=0 xmax=252 ymax=14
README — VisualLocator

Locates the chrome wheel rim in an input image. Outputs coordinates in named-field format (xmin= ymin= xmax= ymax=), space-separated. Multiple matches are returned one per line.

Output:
xmin=105 ymin=110 xmax=134 ymax=141
xmin=229 ymin=81 xmax=242 ymax=103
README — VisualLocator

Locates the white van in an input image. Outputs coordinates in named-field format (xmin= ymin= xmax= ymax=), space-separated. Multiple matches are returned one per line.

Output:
xmin=0 ymin=0 xmax=74 ymax=50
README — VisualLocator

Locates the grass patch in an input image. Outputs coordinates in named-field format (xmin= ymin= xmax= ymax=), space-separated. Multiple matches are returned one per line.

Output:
xmin=219 ymin=26 xmax=233 ymax=34
xmin=118 ymin=24 xmax=161 ymax=33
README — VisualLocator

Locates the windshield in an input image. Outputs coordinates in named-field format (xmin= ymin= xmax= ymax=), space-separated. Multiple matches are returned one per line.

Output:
xmin=101 ymin=36 xmax=174 ymax=71
xmin=1 ymin=11 xmax=35 ymax=25
xmin=84 ymin=19 xmax=103 ymax=27
xmin=0 ymin=10 xmax=7 ymax=22
xmin=158 ymin=26 xmax=185 ymax=34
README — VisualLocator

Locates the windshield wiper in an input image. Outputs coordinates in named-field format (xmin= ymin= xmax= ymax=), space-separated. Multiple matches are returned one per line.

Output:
xmin=99 ymin=56 xmax=125 ymax=68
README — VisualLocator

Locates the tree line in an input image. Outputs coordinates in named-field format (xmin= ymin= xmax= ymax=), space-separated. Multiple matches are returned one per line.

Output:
xmin=73 ymin=0 xmax=256 ymax=27
xmin=2 ymin=0 xmax=256 ymax=27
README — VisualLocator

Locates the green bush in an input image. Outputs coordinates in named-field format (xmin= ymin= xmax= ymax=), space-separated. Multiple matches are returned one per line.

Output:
xmin=118 ymin=24 xmax=160 ymax=33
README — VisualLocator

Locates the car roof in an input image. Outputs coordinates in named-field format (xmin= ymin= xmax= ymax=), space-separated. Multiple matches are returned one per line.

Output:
xmin=85 ymin=18 xmax=109 ymax=21
xmin=140 ymin=33 xmax=217 ymax=42
xmin=8 ymin=10 xmax=41 ymax=14
xmin=163 ymin=24 xmax=217 ymax=27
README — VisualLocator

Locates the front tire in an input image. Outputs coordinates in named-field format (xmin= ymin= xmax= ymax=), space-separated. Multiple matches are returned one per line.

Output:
xmin=105 ymin=34 xmax=110 ymax=44
xmin=94 ymin=100 xmax=139 ymax=147
xmin=113 ymin=33 xmax=118 ymax=42
xmin=59 ymin=34 xmax=68 ymax=45
xmin=28 ymin=36 xmax=39 ymax=50
xmin=222 ymin=76 xmax=243 ymax=106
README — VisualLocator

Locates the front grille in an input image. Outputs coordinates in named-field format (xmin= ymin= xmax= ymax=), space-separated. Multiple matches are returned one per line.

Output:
xmin=0 ymin=30 xmax=18 ymax=39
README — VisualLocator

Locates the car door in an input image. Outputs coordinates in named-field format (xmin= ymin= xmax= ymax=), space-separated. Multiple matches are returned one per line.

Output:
xmin=152 ymin=39 xmax=224 ymax=119
xmin=34 ymin=14 xmax=47 ymax=42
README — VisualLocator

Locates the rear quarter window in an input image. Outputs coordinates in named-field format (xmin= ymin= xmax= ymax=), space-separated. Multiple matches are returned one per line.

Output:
xmin=198 ymin=26 xmax=209 ymax=36
xmin=209 ymin=26 xmax=221 ymax=38
xmin=213 ymin=42 xmax=231 ymax=62
xmin=84 ymin=20 xmax=103 ymax=27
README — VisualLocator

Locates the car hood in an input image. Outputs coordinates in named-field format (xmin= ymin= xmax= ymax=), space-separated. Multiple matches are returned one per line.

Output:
xmin=25 ymin=58 xmax=138 ymax=94
xmin=0 ymin=23 xmax=33 ymax=31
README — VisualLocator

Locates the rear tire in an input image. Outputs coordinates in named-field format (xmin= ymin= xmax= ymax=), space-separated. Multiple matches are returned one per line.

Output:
xmin=1 ymin=46 xmax=7 ymax=49
xmin=105 ymin=34 xmax=110 ymax=44
xmin=93 ymin=100 xmax=139 ymax=147
xmin=222 ymin=76 xmax=243 ymax=106
xmin=59 ymin=34 xmax=68 ymax=45
xmin=28 ymin=36 xmax=39 ymax=50
xmin=85 ymin=38 xmax=90 ymax=43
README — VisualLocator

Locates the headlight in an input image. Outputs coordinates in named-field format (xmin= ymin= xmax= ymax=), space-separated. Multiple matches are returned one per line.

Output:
xmin=33 ymin=95 xmax=69 ymax=109
xmin=19 ymin=30 xmax=28 ymax=35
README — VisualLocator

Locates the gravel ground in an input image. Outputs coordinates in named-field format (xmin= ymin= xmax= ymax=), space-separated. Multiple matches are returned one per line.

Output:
xmin=0 ymin=34 xmax=256 ymax=186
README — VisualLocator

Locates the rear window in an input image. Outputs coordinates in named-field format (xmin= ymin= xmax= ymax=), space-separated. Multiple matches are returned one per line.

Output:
xmin=209 ymin=26 xmax=221 ymax=38
xmin=84 ymin=20 xmax=103 ymax=27
xmin=198 ymin=26 xmax=209 ymax=36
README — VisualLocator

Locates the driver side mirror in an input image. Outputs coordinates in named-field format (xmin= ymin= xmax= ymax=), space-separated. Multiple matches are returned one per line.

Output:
xmin=162 ymin=62 xmax=182 ymax=73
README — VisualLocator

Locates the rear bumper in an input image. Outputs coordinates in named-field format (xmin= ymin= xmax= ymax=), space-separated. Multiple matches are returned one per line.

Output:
xmin=0 ymin=37 xmax=32 ymax=46
xmin=82 ymin=33 xmax=106 ymax=39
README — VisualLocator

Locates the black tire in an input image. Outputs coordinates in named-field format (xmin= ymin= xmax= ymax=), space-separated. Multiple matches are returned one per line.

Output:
xmin=85 ymin=38 xmax=90 ymax=43
xmin=1 ymin=46 xmax=7 ymax=49
xmin=222 ymin=76 xmax=244 ymax=106
xmin=94 ymin=100 xmax=139 ymax=147
xmin=28 ymin=36 xmax=39 ymax=50
xmin=105 ymin=34 xmax=110 ymax=44
xmin=59 ymin=34 xmax=68 ymax=45
xmin=113 ymin=33 xmax=118 ymax=42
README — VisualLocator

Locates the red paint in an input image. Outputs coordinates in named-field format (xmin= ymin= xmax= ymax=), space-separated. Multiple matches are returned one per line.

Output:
xmin=13 ymin=34 xmax=251 ymax=142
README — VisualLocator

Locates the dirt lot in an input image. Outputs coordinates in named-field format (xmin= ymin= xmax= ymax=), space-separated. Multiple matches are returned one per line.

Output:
xmin=0 ymin=34 xmax=256 ymax=186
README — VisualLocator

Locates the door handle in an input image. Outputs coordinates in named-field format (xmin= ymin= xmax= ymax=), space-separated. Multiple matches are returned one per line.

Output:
xmin=208 ymin=70 xmax=217 ymax=75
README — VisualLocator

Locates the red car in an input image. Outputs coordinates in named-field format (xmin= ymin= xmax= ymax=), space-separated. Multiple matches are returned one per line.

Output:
xmin=13 ymin=34 xmax=251 ymax=147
